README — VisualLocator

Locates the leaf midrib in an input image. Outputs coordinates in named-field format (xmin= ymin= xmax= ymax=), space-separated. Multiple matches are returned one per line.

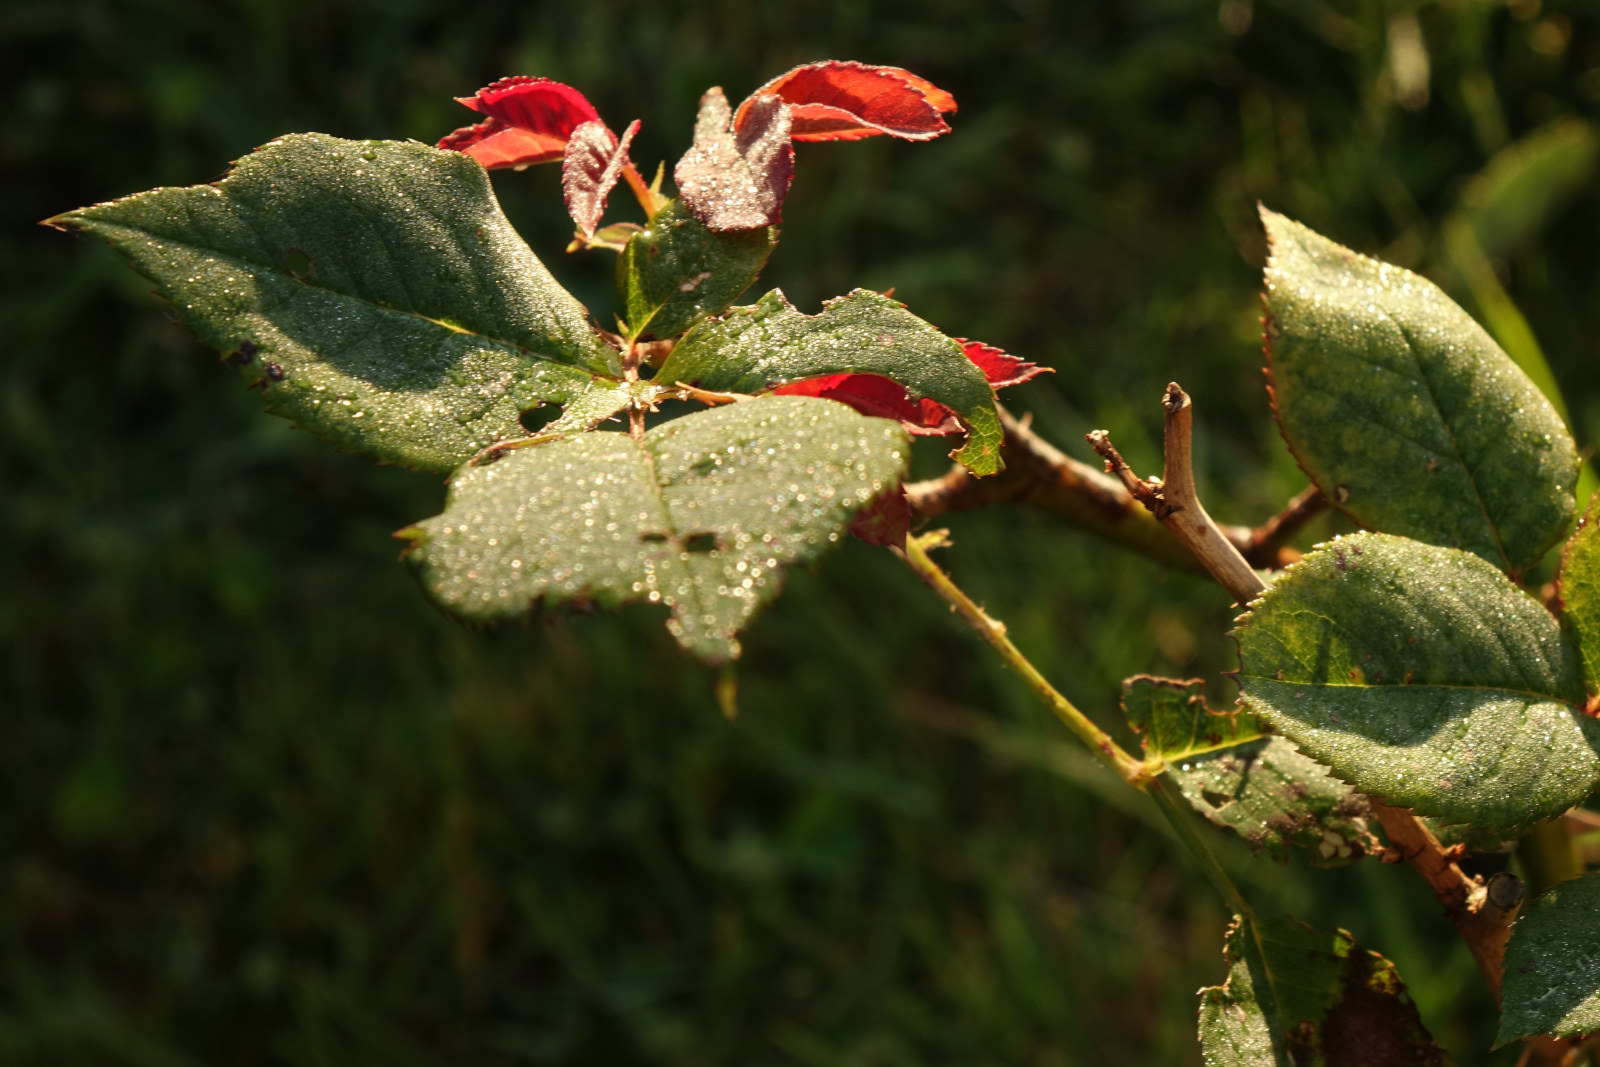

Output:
xmin=1396 ymin=320 xmax=1513 ymax=572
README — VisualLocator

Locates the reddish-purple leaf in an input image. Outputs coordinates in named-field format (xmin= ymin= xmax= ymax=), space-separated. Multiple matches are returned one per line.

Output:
xmin=768 ymin=341 xmax=1043 ymax=435
xmin=771 ymin=373 xmax=961 ymax=435
xmin=848 ymin=487 xmax=911 ymax=547
xmin=562 ymin=119 xmax=640 ymax=237
xmin=957 ymin=338 xmax=1050 ymax=388
xmin=439 ymin=76 xmax=602 ymax=169
xmin=735 ymin=61 xmax=956 ymax=143
xmin=674 ymin=89 xmax=793 ymax=232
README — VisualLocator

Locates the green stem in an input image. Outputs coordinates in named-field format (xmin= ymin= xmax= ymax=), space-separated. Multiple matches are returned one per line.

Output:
xmin=1149 ymin=776 xmax=1253 ymax=919
xmin=897 ymin=530 xmax=1254 ymax=920
xmin=1517 ymin=819 xmax=1583 ymax=898
xmin=898 ymin=530 xmax=1147 ymax=785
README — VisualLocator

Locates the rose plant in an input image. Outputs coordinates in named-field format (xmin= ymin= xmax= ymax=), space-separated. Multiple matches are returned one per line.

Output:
xmin=48 ymin=60 xmax=1600 ymax=1065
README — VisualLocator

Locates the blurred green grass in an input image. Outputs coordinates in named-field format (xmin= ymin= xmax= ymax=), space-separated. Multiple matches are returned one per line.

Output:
xmin=7 ymin=0 xmax=1600 ymax=1062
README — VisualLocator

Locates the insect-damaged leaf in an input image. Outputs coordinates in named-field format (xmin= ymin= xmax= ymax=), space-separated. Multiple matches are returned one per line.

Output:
xmin=735 ymin=60 xmax=957 ymax=142
xmin=1559 ymin=499 xmax=1600 ymax=712
xmin=1122 ymin=677 xmax=1378 ymax=866
xmin=440 ymin=76 xmax=603 ymax=169
xmin=49 ymin=134 xmax=625 ymax=474
xmin=1261 ymin=208 xmax=1576 ymax=575
xmin=618 ymin=199 xmax=774 ymax=341
xmin=563 ymin=119 xmax=639 ymax=237
xmin=402 ymin=396 xmax=909 ymax=662
xmin=1199 ymin=914 xmax=1450 ymax=1066
xmin=674 ymin=89 xmax=793 ymax=232
xmin=1235 ymin=532 xmax=1600 ymax=834
xmin=1497 ymin=873 xmax=1600 ymax=1046
xmin=657 ymin=289 xmax=1004 ymax=475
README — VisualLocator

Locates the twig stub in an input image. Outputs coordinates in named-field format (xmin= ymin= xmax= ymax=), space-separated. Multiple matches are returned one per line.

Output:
xmin=1087 ymin=384 xmax=1266 ymax=605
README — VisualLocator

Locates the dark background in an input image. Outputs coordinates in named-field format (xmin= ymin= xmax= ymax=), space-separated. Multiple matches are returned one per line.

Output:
xmin=6 ymin=1 xmax=1600 ymax=1062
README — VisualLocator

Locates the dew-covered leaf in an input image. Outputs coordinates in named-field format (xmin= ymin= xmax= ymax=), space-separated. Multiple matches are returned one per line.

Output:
xmin=48 ymin=134 xmax=621 ymax=474
xmin=1122 ymin=677 xmax=1378 ymax=866
xmin=735 ymin=60 xmax=957 ymax=142
xmin=1497 ymin=873 xmax=1600 ymax=1045
xmin=1200 ymin=914 xmax=1450 ymax=1066
xmin=617 ymin=199 xmax=774 ymax=340
xmin=1261 ymin=208 xmax=1576 ymax=574
xmin=403 ymin=395 xmax=909 ymax=662
xmin=1234 ymin=532 xmax=1600 ymax=833
xmin=563 ymin=119 xmax=639 ymax=237
xmin=1559 ymin=499 xmax=1600 ymax=710
xmin=656 ymin=289 xmax=1003 ymax=475
xmin=440 ymin=76 xmax=602 ymax=169
xmin=674 ymin=89 xmax=793 ymax=232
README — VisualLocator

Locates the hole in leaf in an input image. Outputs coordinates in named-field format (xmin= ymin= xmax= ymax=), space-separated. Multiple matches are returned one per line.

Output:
xmin=639 ymin=532 xmax=670 ymax=543
xmin=285 ymin=248 xmax=314 ymax=280
xmin=683 ymin=532 xmax=718 ymax=553
xmin=1200 ymin=788 xmax=1234 ymax=810
xmin=520 ymin=405 xmax=561 ymax=433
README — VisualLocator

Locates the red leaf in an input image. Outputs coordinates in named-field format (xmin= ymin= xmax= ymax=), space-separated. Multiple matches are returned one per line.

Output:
xmin=771 ymin=373 xmax=961 ymax=435
xmin=736 ymin=61 xmax=956 ymax=143
xmin=562 ymin=119 xmax=640 ymax=237
xmin=675 ymin=89 xmax=794 ymax=232
xmin=957 ymin=338 xmax=1050 ymax=389
xmin=848 ymin=487 xmax=910 ymax=547
xmin=439 ymin=76 xmax=602 ymax=169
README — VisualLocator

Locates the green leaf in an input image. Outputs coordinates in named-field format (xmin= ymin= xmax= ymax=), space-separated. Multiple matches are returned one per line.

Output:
xmin=1235 ymin=532 xmax=1600 ymax=833
xmin=619 ymin=199 xmax=775 ymax=341
xmin=403 ymin=395 xmax=909 ymax=662
xmin=49 ymin=133 xmax=621 ymax=474
xmin=656 ymin=289 xmax=1004 ymax=475
xmin=1261 ymin=208 xmax=1576 ymax=574
xmin=1498 ymin=872 xmax=1600 ymax=1045
xmin=1560 ymin=499 xmax=1600 ymax=709
xmin=1122 ymin=677 xmax=1378 ymax=866
xmin=1200 ymin=914 xmax=1450 ymax=1066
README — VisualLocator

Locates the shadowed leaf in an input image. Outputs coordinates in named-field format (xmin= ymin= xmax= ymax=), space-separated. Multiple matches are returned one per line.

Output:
xmin=1261 ymin=208 xmax=1576 ymax=574
xmin=618 ymin=199 xmax=774 ymax=340
xmin=403 ymin=396 xmax=909 ymax=662
xmin=1497 ymin=873 xmax=1600 ymax=1045
xmin=1234 ymin=532 xmax=1600 ymax=833
xmin=846 ymin=488 xmax=910 ymax=546
xmin=1200 ymin=915 xmax=1451 ymax=1066
xmin=658 ymin=289 xmax=1003 ymax=475
xmin=48 ymin=134 xmax=621 ymax=474
xmin=736 ymin=61 xmax=956 ymax=142
xmin=1123 ymin=676 xmax=1378 ymax=866
xmin=675 ymin=89 xmax=793 ymax=232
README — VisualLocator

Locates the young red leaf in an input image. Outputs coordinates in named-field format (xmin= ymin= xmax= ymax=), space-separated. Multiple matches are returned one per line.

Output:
xmin=848 ymin=487 xmax=911 ymax=547
xmin=439 ymin=76 xmax=602 ymax=169
xmin=771 ymin=372 xmax=961 ymax=435
xmin=735 ymin=61 xmax=956 ymax=143
xmin=957 ymin=338 xmax=1050 ymax=389
xmin=562 ymin=119 xmax=640 ymax=237
xmin=674 ymin=89 xmax=793 ymax=232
